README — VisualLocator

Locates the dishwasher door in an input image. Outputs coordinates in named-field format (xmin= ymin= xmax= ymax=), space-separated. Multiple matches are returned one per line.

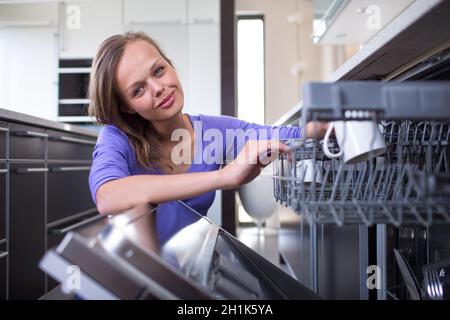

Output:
xmin=39 ymin=201 xmax=320 ymax=300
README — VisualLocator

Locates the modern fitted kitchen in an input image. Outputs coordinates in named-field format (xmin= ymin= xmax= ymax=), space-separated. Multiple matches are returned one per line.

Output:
xmin=1 ymin=0 xmax=450 ymax=301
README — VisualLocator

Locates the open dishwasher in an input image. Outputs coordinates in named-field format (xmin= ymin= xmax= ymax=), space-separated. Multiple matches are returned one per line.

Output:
xmin=39 ymin=200 xmax=319 ymax=300
xmin=273 ymin=81 xmax=450 ymax=300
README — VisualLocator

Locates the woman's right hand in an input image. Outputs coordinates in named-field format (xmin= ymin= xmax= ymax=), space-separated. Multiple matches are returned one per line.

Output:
xmin=218 ymin=140 xmax=290 ymax=190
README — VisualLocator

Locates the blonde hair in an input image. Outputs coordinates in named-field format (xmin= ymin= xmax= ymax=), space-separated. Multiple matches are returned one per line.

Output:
xmin=88 ymin=31 xmax=174 ymax=169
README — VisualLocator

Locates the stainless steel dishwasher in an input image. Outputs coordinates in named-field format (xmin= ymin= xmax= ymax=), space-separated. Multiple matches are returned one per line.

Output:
xmin=273 ymin=81 xmax=450 ymax=300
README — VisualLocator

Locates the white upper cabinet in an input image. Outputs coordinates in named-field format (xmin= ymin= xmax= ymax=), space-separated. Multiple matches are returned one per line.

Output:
xmin=185 ymin=24 xmax=220 ymax=116
xmin=124 ymin=0 xmax=187 ymax=25
xmin=59 ymin=0 xmax=123 ymax=58
xmin=0 ymin=3 xmax=58 ymax=27
xmin=187 ymin=0 xmax=219 ymax=24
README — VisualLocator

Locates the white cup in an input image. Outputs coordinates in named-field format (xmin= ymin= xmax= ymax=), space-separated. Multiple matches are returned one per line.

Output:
xmin=323 ymin=121 xmax=386 ymax=165
xmin=294 ymin=159 xmax=324 ymax=186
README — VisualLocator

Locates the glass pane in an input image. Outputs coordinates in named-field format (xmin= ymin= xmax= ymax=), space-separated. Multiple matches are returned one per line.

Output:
xmin=237 ymin=18 xmax=265 ymax=125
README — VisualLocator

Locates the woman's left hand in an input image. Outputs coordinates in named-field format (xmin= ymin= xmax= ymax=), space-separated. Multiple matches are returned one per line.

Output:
xmin=305 ymin=121 xmax=330 ymax=140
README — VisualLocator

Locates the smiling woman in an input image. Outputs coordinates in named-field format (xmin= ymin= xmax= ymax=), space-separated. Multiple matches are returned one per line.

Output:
xmin=87 ymin=31 xmax=327 ymax=238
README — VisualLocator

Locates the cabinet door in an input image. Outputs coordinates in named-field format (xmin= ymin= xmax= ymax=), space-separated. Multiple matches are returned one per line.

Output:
xmin=0 ymin=164 xmax=6 ymax=242
xmin=47 ymin=165 xmax=95 ymax=223
xmin=0 ymin=27 xmax=58 ymax=121
xmin=59 ymin=0 xmax=123 ymax=58
xmin=8 ymin=123 xmax=47 ymax=161
xmin=0 ymin=122 xmax=7 ymax=160
xmin=0 ymin=244 xmax=7 ymax=300
xmin=188 ymin=0 xmax=219 ymax=24
xmin=128 ymin=24 xmax=188 ymax=99
xmin=186 ymin=25 xmax=220 ymax=116
xmin=124 ymin=0 xmax=187 ymax=24
xmin=47 ymin=130 xmax=95 ymax=160
xmin=9 ymin=163 xmax=46 ymax=300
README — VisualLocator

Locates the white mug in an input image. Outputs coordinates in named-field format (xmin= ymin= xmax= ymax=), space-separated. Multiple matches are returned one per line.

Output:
xmin=323 ymin=121 xmax=386 ymax=164
xmin=294 ymin=159 xmax=324 ymax=186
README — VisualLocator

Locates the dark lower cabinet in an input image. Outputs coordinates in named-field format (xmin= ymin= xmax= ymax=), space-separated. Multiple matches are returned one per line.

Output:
xmin=9 ymin=163 xmax=46 ymax=300
xmin=0 ymin=164 xmax=6 ymax=241
xmin=47 ymin=165 xmax=94 ymax=223
xmin=46 ymin=233 xmax=64 ymax=292
xmin=0 ymin=253 xmax=6 ymax=300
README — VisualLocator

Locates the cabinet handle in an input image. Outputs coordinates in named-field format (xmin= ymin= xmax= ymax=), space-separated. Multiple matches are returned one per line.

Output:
xmin=47 ymin=208 xmax=98 ymax=229
xmin=193 ymin=18 xmax=214 ymax=23
xmin=15 ymin=130 xmax=48 ymax=138
xmin=50 ymin=166 xmax=91 ymax=172
xmin=0 ymin=251 xmax=8 ymax=259
xmin=50 ymin=135 xmax=96 ymax=145
xmin=49 ymin=214 xmax=103 ymax=235
xmin=16 ymin=168 xmax=49 ymax=173
xmin=0 ymin=169 xmax=8 ymax=174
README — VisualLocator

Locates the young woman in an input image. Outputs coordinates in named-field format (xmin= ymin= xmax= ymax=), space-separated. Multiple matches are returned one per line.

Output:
xmin=88 ymin=32 xmax=327 ymax=241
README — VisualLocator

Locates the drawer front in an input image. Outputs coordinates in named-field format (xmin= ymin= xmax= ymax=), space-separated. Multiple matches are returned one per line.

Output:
xmin=47 ymin=165 xmax=95 ymax=223
xmin=0 ymin=122 xmax=7 ymax=160
xmin=0 ymin=164 xmax=6 ymax=241
xmin=9 ymin=123 xmax=47 ymax=160
xmin=9 ymin=163 xmax=46 ymax=299
xmin=0 ymin=246 xmax=7 ymax=300
xmin=47 ymin=130 xmax=95 ymax=160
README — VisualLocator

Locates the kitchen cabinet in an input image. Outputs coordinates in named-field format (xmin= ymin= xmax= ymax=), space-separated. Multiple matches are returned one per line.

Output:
xmin=0 ymin=27 xmax=58 ymax=121
xmin=124 ymin=0 xmax=187 ymax=25
xmin=0 ymin=123 xmax=7 ymax=160
xmin=0 ymin=243 xmax=7 ymax=300
xmin=59 ymin=0 xmax=123 ymax=58
xmin=0 ymin=107 xmax=98 ymax=299
xmin=0 ymin=164 xmax=6 ymax=242
xmin=9 ymin=163 xmax=47 ymax=300
xmin=8 ymin=123 xmax=47 ymax=160
xmin=47 ymin=165 xmax=94 ymax=223
xmin=47 ymin=129 xmax=95 ymax=160
xmin=0 ymin=2 xmax=58 ymax=27
xmin=185 ymin=24 xmax=220 ymax=116
xmin=188 ymin=0 xmax=219 ymax=24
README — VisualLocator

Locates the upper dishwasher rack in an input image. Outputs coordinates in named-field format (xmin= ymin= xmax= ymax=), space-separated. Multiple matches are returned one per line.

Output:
xmin=273 ymin=81 xmax=450 ymax=227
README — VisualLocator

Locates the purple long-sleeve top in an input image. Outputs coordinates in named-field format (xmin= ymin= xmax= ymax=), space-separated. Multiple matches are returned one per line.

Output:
xmin=89 ymin=113 xmax=302 ymax=243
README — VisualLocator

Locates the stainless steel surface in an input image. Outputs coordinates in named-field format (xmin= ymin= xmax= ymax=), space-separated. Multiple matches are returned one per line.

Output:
xmin=394 ymin=249 xmax=421 ymax=300
xmin=40 ymin=201 xmax=320 ymax=300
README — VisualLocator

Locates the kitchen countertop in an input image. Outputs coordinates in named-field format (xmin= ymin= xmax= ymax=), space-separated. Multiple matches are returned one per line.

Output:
xmin=0 ymin=107 xmax=98 ymax=138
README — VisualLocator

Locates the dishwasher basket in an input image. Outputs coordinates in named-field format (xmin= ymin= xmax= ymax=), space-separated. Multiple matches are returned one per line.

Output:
xmin=273 ymin=82 xmax=450 ymax=227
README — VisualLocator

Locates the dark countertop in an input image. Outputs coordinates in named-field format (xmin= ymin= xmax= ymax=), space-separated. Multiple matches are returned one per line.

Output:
xmin=0 ymin=107 xmax=99 ymax=138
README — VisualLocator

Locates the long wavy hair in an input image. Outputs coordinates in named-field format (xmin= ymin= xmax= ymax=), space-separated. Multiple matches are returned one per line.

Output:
xmin=88 ymin=31 xmax=174 ymax=169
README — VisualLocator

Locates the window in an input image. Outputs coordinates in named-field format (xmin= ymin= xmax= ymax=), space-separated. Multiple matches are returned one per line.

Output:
xmin=237 ymin=15 xmax=266 ymax=224
xmin=237 ymin=15 xmax=265 ymax=125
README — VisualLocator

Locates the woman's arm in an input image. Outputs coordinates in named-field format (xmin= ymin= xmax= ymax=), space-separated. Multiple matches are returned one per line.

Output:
xmin=96 ymin=139 xmax=289 ymax=215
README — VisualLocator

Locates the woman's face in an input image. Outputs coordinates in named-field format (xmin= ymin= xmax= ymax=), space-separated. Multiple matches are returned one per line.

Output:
xmin=115 ymin=40 xmax=184 ymax=121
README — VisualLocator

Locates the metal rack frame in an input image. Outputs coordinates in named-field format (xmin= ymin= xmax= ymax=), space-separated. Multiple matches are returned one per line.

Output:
xmin=272 ymin=81 xmax=450 ymax=294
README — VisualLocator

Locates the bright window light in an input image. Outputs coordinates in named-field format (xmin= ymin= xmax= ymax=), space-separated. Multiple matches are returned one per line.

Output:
xmin=237 ymin=16 xmax=266 ymax=224
xmin=237 ymin=17 xmax=265 ymax=125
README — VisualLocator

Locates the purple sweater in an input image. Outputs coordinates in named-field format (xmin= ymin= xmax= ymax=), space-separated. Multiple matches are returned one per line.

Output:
xmin=89 ymin=113 xmax=301 ymax=243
